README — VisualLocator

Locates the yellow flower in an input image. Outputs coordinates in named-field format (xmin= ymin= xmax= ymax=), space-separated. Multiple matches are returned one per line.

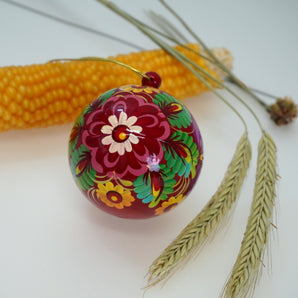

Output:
xmin=96 ymin=182 xmax=135 ymax=209
xmin=122 ymin=86 xmax=154 ymax=94
xmin=155 ymin=194 xmax=186 ymax=216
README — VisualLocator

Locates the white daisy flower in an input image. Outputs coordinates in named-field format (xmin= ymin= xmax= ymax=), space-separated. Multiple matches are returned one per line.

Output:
xmin=101 ymin=112 xmax=142 ymax=156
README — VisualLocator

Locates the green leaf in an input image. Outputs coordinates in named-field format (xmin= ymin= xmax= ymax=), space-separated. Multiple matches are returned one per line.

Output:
xmin=70 ymin=145 xmax=96 ymax=191
xmin=98 ymin=88 xmax=117 ymax=104
xmin=133 ymin=164 xmax=176 ymax=207
xmin=68 ymin=114 xmax=84 ymax=156
xmin=154 ymin=92 xmax=192 ymax=128
xmin=85 ymin=87 xmax=117 ymax=114
xmin=163 ymin=131 xmax=199 ymax=178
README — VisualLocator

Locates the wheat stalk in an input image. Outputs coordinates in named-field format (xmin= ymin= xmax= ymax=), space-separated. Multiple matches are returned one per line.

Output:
xmin=147 ymin=132 xmax=252 ymax=286
xmin=223 ymin=131 xmax=277 ymax=298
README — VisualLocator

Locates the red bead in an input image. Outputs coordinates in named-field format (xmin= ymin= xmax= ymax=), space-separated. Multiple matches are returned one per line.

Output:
xmin=142 ymin=71 xmax=162 ymax=89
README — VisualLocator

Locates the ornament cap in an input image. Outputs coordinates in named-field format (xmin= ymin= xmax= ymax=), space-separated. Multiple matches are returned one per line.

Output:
xmin=142 ymin=71 xmax=162 ymax=89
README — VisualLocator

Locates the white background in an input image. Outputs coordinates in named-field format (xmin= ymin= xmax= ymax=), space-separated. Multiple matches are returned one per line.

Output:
xmin=0 ymin=0 xmax=298 ymax=297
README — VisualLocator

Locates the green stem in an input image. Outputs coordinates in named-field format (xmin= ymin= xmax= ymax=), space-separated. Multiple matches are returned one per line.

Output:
xmin=169 ymin=48 xmax=263 ymax=129
xmin=246 ymin=87 xmax=277 ymax=100
xmin=147 ymin=10 xmax=188 ymax=44
xmin=97 ymin=0 xmax=248 ymax=131
xmin=98 ymin=0 xmax=267 ymax=131
xmin=159 ymin=0 xmax=269 ymax=112
xmin=226 ymin=77 xmax=269 ymax=109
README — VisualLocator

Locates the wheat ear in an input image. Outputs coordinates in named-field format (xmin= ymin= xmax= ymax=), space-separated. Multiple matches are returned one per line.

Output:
xmin=147 ymin=132 xmax=252 ymax=286
xmin=223 ymin=131 xmax=277 ymax=298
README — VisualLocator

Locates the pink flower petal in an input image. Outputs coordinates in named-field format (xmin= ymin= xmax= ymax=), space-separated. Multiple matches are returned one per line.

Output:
xmin=126 ymin=115 xmax=137 ymax=127
xmin=101 ymin=125 xmax=113 ymax=135
xmin=108 ymin=115 xmax=118 ymax=127
xmin=102 ymin=135 xmax=113 ymax=145
xmin=124 ymin=140 xmax=132 ymax=152
xmin=130 ymin=125 xmax=142 ymax=133
xmin=129 ymin=134 xmax=139 ymax=144
xmin=118 ymin=111 xmax=128 ymax=124
xmin=118 ymin=143 xmax=125 ymax=156
xmin=109 ymin=141 xmax=119 ymax=154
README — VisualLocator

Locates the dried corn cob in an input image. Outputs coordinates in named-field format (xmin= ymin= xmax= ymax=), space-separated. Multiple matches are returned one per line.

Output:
xmin=0 ymin=44 xmax=232 ymax=132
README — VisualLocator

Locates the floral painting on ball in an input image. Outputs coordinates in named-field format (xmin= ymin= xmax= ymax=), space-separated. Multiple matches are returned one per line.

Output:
xmin=69 ymin=85 xmax=203 ymax=219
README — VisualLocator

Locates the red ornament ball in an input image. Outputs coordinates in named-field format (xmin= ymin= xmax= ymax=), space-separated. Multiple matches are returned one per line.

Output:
xmin=68 ymin=83 xmax=203 ymax=219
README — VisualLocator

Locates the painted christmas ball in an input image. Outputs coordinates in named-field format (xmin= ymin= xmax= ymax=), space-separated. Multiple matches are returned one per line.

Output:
xmin=68 ymin=84 xmax=203 ymax=219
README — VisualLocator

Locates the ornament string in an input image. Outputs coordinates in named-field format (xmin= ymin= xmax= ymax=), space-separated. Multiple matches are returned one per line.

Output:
xmin=49 ymin=57 xmax=151 ymax=81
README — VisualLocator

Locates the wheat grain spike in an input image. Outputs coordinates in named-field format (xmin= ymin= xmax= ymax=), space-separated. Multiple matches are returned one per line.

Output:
xmin=147 ymin=132 xmax=252 ymax=286
xmin=223 ymin=131 xmax=277 ymax=298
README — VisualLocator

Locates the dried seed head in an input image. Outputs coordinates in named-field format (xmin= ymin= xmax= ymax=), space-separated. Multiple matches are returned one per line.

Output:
xmin=267 ymin=96 xmax=297 ymax=125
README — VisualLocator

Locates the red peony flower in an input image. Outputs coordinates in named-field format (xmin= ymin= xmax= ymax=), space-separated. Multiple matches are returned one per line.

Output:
xmin=82 ymin=91 xmax=171 ymax=181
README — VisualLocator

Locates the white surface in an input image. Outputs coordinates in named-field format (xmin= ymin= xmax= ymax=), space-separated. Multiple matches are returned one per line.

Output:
xmin=0 ymin=0 xmax=298 ymax=297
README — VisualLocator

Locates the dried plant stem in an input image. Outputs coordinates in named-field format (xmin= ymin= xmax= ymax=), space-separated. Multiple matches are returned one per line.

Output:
xmin=1 ymin=0 xmax=145 ymax=50
xmin=158 ymin=0 xmax=297 ymax=125
xmin=97 ymin=2 xmax=280 ymax=296
xmin=147 ymin=132 xmax=252 ymax=286
xmin=223 ymin=131 xmax=277 ymax=298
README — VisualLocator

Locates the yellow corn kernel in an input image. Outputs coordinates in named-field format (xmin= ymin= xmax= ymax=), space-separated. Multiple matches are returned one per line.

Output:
xmin=0 ymin=44 xmax=232 ymax=132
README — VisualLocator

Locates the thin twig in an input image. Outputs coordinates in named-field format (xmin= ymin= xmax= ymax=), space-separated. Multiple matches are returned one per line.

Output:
xmin=0 ymin=0 xmax=145 ymax=50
